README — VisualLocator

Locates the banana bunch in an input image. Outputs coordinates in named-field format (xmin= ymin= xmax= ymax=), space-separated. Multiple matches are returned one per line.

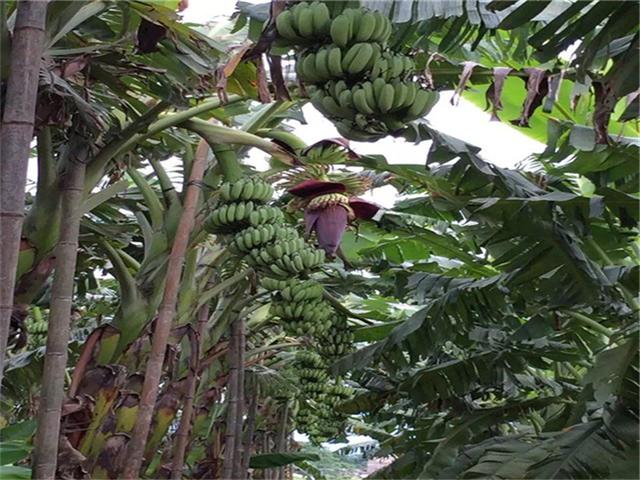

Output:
xmin=325 ymin=385 xmax=355 ymax=408
xmin=205 ymin=203 xmax=285 ymax=234
xmin=330 ymin=7 xmax=392 ymax=47
xmin=275 ymin=1 xmax=331 ymax=43
xmin=316 ymin=317 xmax=355 ymax=359
xmin=219 ymin=177 xmax=273 ymax=202
xmin=298 ymin=367 xmax=329 ymax=383
xmin=270 ymin=298 xmax=333 ymax=336
xmin=262 ymin=278 xmax=325 ymax=303
xmin=251 ymin=246 xmax=325 ymax=277
xmin=25 ymin=308 xmax=48 ymax=348
xmin=296 ymin=350 xmax=327 ymax=369
xmin=297 ymin=42 xmax=384 ymax=83
xmin=229 ymin=224 xmax=298 ymax=254
xmin=294 ymin=407 xmax=318 ymax=430
xmin=370 ymin=51 xmax=415 ymax=81
xmin=207 ymin=176 xmax=355 ymax=441
xmin=275 ymin=2 xmax=438 ymax=141
xmin=317 ymin=78 xmax=436 ymax=121
xmin=296 ymin=352 xmax=331 ymax=401
xmin=206 ymin=178 xmax=281 ymax=234
xmin=304 ymin=393 xmax=349 ymax=443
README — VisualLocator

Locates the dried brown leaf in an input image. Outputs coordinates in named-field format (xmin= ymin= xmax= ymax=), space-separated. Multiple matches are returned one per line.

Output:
xmin=254 ymin=55 xmax=272 ymax=103
xmin=451 ymin=61 xmax=478 ymax=106
xmin=485 ymin=67 xmax=512 ymax=121
xmin=593 ymin=80 xmax=616 ymax=145
xmin=268 ymin=54 xmax=291 ymax=101
xmin=511 ymin=68 xmax=549 ymax=127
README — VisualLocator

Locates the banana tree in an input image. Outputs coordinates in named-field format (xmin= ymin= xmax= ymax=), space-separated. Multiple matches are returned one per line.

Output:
xmin=320 ymin=117 xmax=638 ymax=478
xmin=0 ymin=0 xmax=48 ymax=388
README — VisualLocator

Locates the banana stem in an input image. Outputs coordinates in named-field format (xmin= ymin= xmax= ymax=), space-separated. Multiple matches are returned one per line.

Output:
xmin=563 ymin=310 xmax=613 ymax=337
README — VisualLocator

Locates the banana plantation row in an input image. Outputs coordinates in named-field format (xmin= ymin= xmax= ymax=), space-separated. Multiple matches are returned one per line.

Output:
xmin=0 ymin=1 xmax=638 ymax=479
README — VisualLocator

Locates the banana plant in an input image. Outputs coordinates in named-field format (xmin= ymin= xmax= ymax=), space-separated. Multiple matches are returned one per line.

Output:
xmin=322 ymin=118 xmax=638 ymax=478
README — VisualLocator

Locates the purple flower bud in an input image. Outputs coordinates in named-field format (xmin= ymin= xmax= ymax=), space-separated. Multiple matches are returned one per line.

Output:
xmin=305 ymin=204 xmax=349 ymax=256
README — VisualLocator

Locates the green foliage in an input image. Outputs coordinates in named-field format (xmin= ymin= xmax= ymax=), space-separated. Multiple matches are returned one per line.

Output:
xmin=295 ymin=445 xmax=366 ymax=480
xmin=2 ymin=2 xmax=638 ymax=479
xmin=249 ymin=451 xmax=320 ymax=469
xmin=0 ymin=419 xmax=36 ymax=480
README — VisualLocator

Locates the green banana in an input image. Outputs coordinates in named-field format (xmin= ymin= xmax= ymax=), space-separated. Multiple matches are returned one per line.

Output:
xmin=406 ymin=89 xmax=437 ymax=120
xmin=276 ymin=10 xmax=300 ymax=41
xmin=230 ymin=180 xmax=244 ymax=200
xmin=241 ymin=180 xmax=254 ymax=200
xmin=372 ymin=77 xmax=386 ymax=104
xmin=322 ymin=95 xmax=345 ymax=118
xmin=362 ymin=81 xmax=376 ymax=108
xmin=341 ymin=43 xmax=361 ymax=71
xmin=404 ymin=82 xmax=417 ymax=107
xmin=297 ymin=7 xmax=315 ymax=38
xmin=311 ymin=1 xmax=331 ymax=36
xmin=355 ymin=11 xmax=376 ymax=42
xmin=392 ymin=81 xmax=408 ymax=111
xmin=292 ymin=2 xmax=309 ymax=36
xmin=300 ymin=53 xmax=319 ymax=83
xmin=337 ymin=89 xmax=353 ymax=110
xmin=314 ymin=49 xmax=330 ymax=81
xmin=327 ymin=47 xmax=343 ymax=77
xmin=330 ymin=14 xmax=351 ymax=47
xmin=345 ymin=43 xmax=373 ymax=75
xmin=352 ymin=88 xmax=374 ymax=115
xmin=370 ymin=11 xmax=387 ymax=42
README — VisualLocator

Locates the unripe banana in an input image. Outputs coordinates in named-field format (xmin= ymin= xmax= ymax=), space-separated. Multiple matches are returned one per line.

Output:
xmin=321 ymin=95 xmax=345 ymax=118
xmin=230 ymin=180 xmax=245 ymax=200
xmin=341 ymin=43 xmax=360 ymax=72
xmin=330 ymin=14 xmax=351 ymax=47
xmin=355 ymin=11 xmax=376 ymax=42
xmin=300 ymin=53 xmax=319 ymax=83
xmin=327 ymin=47 xmax=343 ymax=77
xmin=352 ymin=88 xmax=374 ymax=115
xmin=240 ymin=180 xmax=254 ymax=200
xmin=220 ymin=182 xmax=231 ymax=200
xmin=370 ymin=11 xmax=386 ymax=42
xmin=235 ymin=202 xmax=245 ymax=221
xmin=293 ymin=254 xmax=305 ymax=272
xmin=337 ymin=89 xmax=353 ymax=110
xmin=390 ymin=55 xmax=404 ymax=78
xmin=404 ymin=82 xmax=417 ymax=107
xmin=314 ymin=49 xmax=330 ymax=81
xmin=406 ymin=89 xmax=436 ymax=120
xmin=334 ymin=79 xmax=348 ymax=96
xmin=311 ymin=1 xmax=331 ymax=36
xmin=392 ymin=82 xmax=408 ymax=111
xmin=292 ymin=2 xmax=310 ymax=36
xmin=346 ymin=43 xmax=374 ymax=75
xmin=276 ymin=10 xmax=301 ymax=41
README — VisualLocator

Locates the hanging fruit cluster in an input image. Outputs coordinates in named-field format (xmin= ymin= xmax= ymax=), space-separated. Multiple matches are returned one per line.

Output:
xmin=205 ymin=174 xmax=355 ymax=441
xmin=293 ymin=350 xmax=354 ymax=443
xmin=275 ymin=1 xmax=438 ymax=141
xmin=315 ymin=319 xmax=355 ymax=361
xmin=25 ymin=307 xmax=48 ymax=348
